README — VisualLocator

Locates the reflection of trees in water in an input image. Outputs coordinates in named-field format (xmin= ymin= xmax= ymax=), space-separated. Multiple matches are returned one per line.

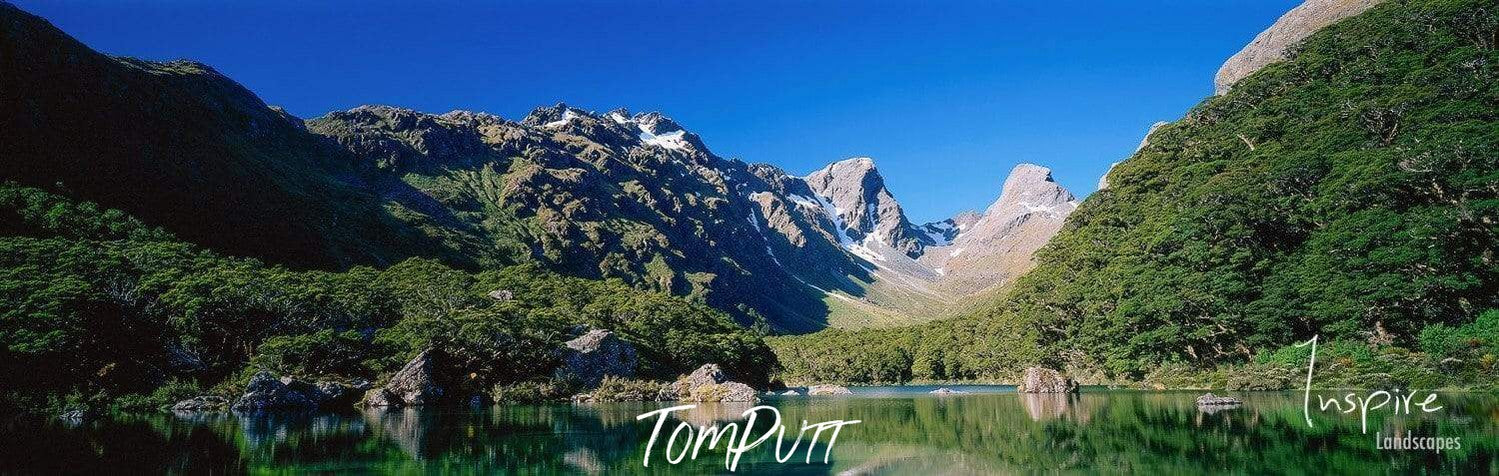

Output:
xmin=786 ymin=393 xmax=1498 ymax=473
xmin=0 ymin=413 xmax=246 ymax=474
xmin=10 ymin=393 xmax=1495 ymax=473
xmin=828 ymin=442 xmax=1014 ymax=475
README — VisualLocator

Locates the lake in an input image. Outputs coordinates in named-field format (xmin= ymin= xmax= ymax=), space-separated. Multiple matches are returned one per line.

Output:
xmin=3 ymin=386 xmax=1494 ymax=474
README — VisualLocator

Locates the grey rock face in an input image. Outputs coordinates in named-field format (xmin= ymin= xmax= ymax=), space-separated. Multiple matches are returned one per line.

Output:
xmin=313 ymin=381 xmax=365 ymax=408
xmin=681 ymin=382 xmax=759 ymax=403
xmin=233 ymin=371 xmax=317 ymax=412
xmin=1214 ymin=0 xmax=1385 ymax=94
xmin=1017 ymin=367 xmax=1078 ymax=394
xmin=807 ymin=384 xmax=854 ymax=396
xmin=361 ymin=388 xmax=400 ymax=407
xmin=554 ymin=329 xmax=639 ymax=388
xmin=668 ymin=363 xmax=758 ymax=402
xmin=922 ymin=164 xmax=1077 ymax=295
xmin=364 ymin=349 xmax=446 ymax=407
xmin=804 ymin=157 xmax=926 ymax=257
xmin=172 ymin=395 xmax=229 ymax=413
xmin=672 ymin=363 xmax=729 ymax=395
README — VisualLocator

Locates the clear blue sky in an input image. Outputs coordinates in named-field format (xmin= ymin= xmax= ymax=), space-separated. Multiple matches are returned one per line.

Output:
xmin=17 ymin=0 xmax=1298 ymax=223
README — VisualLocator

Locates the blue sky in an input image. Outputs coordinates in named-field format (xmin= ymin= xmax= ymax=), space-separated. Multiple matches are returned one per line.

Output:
xmin=18 ymin=0 xmax=1299 ymax=223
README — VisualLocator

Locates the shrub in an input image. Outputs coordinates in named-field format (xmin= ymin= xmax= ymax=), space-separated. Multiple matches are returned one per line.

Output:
xmin=251 ymin=329 xmax=381 ymax=380
xmin=579 ymin=377 xmax=668 ymax=402
xmin=492 ymin=380 xmax=574 ymax=403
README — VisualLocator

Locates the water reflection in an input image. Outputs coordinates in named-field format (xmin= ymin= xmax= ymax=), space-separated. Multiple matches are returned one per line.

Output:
xmin=1 ymin=390 xmax=1494 ymax=474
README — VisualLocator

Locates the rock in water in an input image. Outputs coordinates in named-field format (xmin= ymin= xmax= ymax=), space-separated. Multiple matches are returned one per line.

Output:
xmin=780 ymin=390 xmax=801 ymax=396
xmin=313 ymin=381 xmax=362 ymax=408
xmin=807 ymin=384 xmax=853 ymax=396
xmin=362 ymin=388 xmax=401 ymax=407
xmin=1214 ymin=0 xmax=1385 ymax=95
xmin=671 ymin=364 xmax=729 ymax=397
xmin=669 ymin=363 xmax=758 ymax=402
xmin=172 ymin=396 xmax=229 ymax=413
xmin=683 ymin=382 xmax=759 ymax=403
xmin=1016 ymin=367 xmax=1078 ymax=394
xmin=554 ymin=329 xmax=638 ymax=388
xmin=1196 ymin=393 xmax=1244 ymax=406
xmin=930 ymin=387 xmax=966 ymax=395
xmin=233 ymin=371 xmax=316 ymax=412
xmin=364 ymin=349 xmax=446 ymax=407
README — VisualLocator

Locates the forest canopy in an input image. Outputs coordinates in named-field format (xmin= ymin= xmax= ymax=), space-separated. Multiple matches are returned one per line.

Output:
xmin=772 ymin=0 xmax=1499 ymax=388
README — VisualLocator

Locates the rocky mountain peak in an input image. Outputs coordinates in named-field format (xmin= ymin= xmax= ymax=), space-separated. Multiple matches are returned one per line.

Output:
xmin=983 ymin=163 xmax=1075 ymax=219
xmin=803 ymin=157 xmax=923 ymax=256
xmin=628 ymin=111 xmax=708 ymax=153
xmin=440 ymin=109 xmax=508 ymax=126
xmin=915 ymin=163 xmax=1077 ymax=295
xmin=520 ymin=102 xmax=596 ymax=128
xmin=1214 ymin=0 xmax=1385 ymax=95
xmin=308 ymin=105 xmax=520 ymax=171
xmin=950 ymin=210 xmax=982 ymax=229
xmin=631 ymin=111 xmax=683 ymax=134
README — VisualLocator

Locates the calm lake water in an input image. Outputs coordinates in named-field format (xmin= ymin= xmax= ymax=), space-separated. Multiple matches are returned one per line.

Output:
xmin=3 ymin=386 xmax=1495 ymax=474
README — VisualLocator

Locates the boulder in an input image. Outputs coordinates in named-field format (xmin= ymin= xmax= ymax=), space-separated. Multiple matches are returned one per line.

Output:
xmin=665 ymin=363 xmax=758 ymax=402
xmin=684 ymin=382 xmax=758 ymax=403
xmin=780 ymin=390 xmax=801 ymax=396
xmin=362 ymin=388 xmax=401 ymax=407
xmin=807 ymin=384 xmax=853 ymax=396
xmin=930 ymin=387 xmax=966 ymax=395
xmin=487 ymin=289 xmax=514 ymax=301
xmin=364 ymin=349 xmax=446 ymax=407
xmin=671 ymin=364 xmax=728 ymax=397
xmin=554 ymin=329 xmax=638 ymax=388
xmin=172 ymin=395 xmax=229 ymax=413
xmin=1017 ymin=367 xmax=1078 ymax=394
xmin=1196 ymin=393 xmax=1244 ymax=407
xmin=232 ymin=371 xmax=316 ymax=412
xmin=313 ymin=381 xmax=363 ymax=408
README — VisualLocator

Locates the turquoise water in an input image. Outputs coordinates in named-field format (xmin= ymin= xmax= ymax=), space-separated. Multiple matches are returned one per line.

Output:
xmin=2 ymin=387 xmax=1495 ymax=474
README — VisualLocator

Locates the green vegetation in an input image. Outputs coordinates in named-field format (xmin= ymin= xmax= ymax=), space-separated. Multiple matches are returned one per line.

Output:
xmin=575 ymin=377 xmax=668 ymax=402
xmin=0 ymin=3 xmax=444 ymax=269
xmin=0 ymin=183 xmax=774 ymax=414
xmin=773 ymin=0 xmax=1499 ymax=388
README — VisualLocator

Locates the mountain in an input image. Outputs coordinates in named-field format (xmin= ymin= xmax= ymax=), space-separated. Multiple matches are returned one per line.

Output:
xmin=919 ymin=164 xmax=1077 ymax=296
xmin=0 ymin=1 xmax=1075 ymax=333
xmin=1214 ymin=0 xmax=1385 ymax=95
xmin=308 ymin=104 xmax=1078 ymax=331
xmin=772 ymin=0 xmax=1499 ymax=384
xmin=0 ymin=2 xmax=442 ymax=269
xmin=802 ymin=157 xmax=926 ymax=256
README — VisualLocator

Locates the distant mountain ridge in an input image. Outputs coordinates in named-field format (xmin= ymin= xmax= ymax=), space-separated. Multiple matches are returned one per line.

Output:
xmin=308 ymin=103 xmax=1079 ymax=330
xmin=0 ymin=1 xmax=1077 ymax=333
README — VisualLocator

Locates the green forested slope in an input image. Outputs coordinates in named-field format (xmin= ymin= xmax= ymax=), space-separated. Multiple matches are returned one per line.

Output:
xmin=0 ymin=183 xmax=774 ymax=413
xmin=773 ymin=0 xmax=1499 ymax=386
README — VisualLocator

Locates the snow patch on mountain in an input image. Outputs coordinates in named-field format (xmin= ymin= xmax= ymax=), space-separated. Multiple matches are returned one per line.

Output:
xmin=638 ymin=128 xmax=689 ymax=150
